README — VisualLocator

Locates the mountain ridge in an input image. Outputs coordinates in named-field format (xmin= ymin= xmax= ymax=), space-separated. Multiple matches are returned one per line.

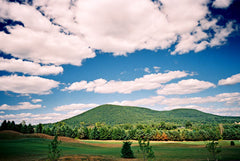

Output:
xmin=60 ymin=104 xmax=240 ymax=127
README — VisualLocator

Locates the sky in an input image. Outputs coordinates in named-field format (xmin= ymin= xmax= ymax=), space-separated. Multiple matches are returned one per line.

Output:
xmin=0 ymin=0 xmax=240 ymax=125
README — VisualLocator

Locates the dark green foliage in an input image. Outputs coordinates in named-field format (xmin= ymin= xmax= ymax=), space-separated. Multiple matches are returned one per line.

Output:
xmin=36 ymin=123 xmax=43 ymax=133
xmin=230 ymin=141 xmax=235 ymax=146
xmin=206 ymin=140 xmax=222 ymax=161
xmin=99 ymin=126 xmax=111 ymax=140
xmin=48 ymin=135 xmax=61 ymax=161
xmin=61 ymin=104 xmax=240 ymax=127
xmin=0 ymin=120 xmax=34 ymax=134
xmin=89 ymin=126 xmax=99 ymax=139
xmin=138 ymin=138 xmax=155 ymax=161
xmin=111 ymin=127 xmax=126 ymax=140
xmin=185 ymin=121 xmax=192 ymax=129
xmin=121 ymin=141 xmax=134 ymax=158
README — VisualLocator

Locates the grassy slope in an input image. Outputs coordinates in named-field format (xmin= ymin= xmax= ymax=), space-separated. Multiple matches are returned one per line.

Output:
xmin=62 ymin=104 xmax=240 ymax=126
xmin=0 ymin=132 xmax=240 ymax=161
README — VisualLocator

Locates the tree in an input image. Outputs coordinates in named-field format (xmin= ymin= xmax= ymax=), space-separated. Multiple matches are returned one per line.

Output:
xmin=138 ymin=138 xmax=155 ymax=161
xmin=121 ymin=141 xmax=134 ymax=158
xmin=90 ymin=126 xmax=99 ymax=140
xmin=161 ymin=132 xmax=168 ymax=141
xmin=36 ymin=123 xmax=43 ymax=133
xmin=0 ymin=120 xmax=8 ymax=130
xmin=185 ymin=121 xmax=192 ymax=129
xmin=206 ymin=140 xmax=221 ymax=161
xmin=99 ymin=126 xmax=111 ymax=140
xmin=27 ymin=124 xmax=34 ymax=134
xmin=48 ymin=134 xmax=62 ymax=161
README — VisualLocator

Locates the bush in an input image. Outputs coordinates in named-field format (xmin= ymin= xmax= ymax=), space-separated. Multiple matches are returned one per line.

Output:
xmin=48 ymin=135 xmax=62 ymax=161
xmin=138 ymin=138 xmax=155 ymax=161
xmin=230 ymin=141 xmax=235 ymax=146
xmin=121 ymin=141 xmax=134 ymax=158
xmin=206 ymin=140 xmax=221 ymax=161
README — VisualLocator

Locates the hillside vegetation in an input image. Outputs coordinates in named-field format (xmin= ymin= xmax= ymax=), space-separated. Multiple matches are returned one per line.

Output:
xmin=62 ymin=104 xmax=240 ymax=126
xmin=1 ymin=130 xmax=240 ymax=161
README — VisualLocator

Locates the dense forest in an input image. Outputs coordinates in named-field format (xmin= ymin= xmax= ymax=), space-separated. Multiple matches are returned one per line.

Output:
xmin=61 ymin=104 xmax=240 ymax=126
xmin=1 ymin=120 xmax=240 ymax=141
xmin=1 ymin=105 xmax=240 ymax=141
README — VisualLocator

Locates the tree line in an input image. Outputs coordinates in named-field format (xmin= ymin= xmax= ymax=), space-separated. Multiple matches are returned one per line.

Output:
xmin=1 ymin=120 xmax=240 ymax=141
xmin=0 ymin=120 xmax=34 ymax=134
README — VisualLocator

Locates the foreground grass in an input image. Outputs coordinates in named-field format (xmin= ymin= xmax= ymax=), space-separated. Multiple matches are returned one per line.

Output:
xmin=0 ymin=138 xmax=240 ymax=161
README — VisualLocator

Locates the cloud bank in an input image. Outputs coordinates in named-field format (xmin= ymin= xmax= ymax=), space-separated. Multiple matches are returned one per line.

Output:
xmin=0 ymin=75 xmax=59 ymax=95
xmin=0 ymin=0 xmax=236 ymax=66
xmin=64 ymin=71 xmax=190 ymax=94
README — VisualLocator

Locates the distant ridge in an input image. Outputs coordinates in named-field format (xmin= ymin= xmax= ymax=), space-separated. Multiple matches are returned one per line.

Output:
xmin=61 ymin=104 xmax=240 ymax=126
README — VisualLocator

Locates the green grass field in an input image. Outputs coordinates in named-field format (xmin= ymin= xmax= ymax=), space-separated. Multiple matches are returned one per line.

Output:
xmin=0 ymin=135 xmax=240 ymax=161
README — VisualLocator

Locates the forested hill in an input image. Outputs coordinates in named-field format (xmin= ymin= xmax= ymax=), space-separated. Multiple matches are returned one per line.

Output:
xmin=61 ymin=104 xmax=240 ymax=127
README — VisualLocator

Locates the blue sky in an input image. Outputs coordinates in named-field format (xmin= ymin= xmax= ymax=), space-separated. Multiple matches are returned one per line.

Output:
xmin=0 ymin=0 xmax=240 ymax=124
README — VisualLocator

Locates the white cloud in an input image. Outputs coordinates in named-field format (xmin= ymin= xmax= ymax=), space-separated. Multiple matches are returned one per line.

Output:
xmin=212 ymin=0 xmax=233 ymax=8
xmin=0 ymin=102 xmax=42 ymax=110
xmin=218 ymin=73 xmax=240 ymax=86
xmin=54 ymin=103 xmax=98 ymax=111
xmin=0 ymin=0 xmax=235 ymax=65
xmin=0 ymin=26 xmax=95 ymax=66
xmin=31 ymin=99 xmax=42 ymax=103
xmin=157 ymin=79 xmax=216 ymax=95
xmin=111 ymin=96 xmax=165 ymax=107
xmin=0 ymin=58 xmax=63 ymax=75
xmin=0 ymin=110 xmax=86 ymax=125
xmin=161 ymin=92 xmax=240 ymax=106
xmin=163 ymin=105 xmax=240 ymax=116
xmin=0 ymin=75 xmax=59 ymax=95
xmin=0 ymin=111 xmax=5 ymax=114
xmin=63 ymin=71 xmax=189 ymax=94
xmin=73 ymin=0 xmax=210 ymax=55
xmin=171 ymin=21 xmax=234 ymax=55
xmin=153 ymin=66 xmax=161 ymax=73
xmin=209 ymin=22 xmax=234 ymax=47
xmin=112 ymin=92 xmax=240 ymax=107
xmin=33 ymin=0 xmax=234 ymax=56
xmin=0 ymin=0 xmax=54 ymax=31
xmin=144 ymin=67 xmax=150 ymax=73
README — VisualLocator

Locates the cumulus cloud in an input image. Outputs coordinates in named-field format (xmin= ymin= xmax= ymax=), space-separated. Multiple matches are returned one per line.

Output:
xmin=31 ymin=99 xmax=42 ymax=103
xmin=54 ymin=103 xmax=98 ymax=111
xmin=0 ymin=1 xmax=95 ymax=66
xmin=112 ymin=92 xmax=240 ymax=107
xmin=0 ymin=58 xmax=63 ymax=75
xmin=162 ymin=92 xmax=240 ymax=106
xmin=163 ymin=105 xmax=240 ymax=116
xmin=111 ymin=96 xmax=165 ymax=107
xmin=153 ymin=66 xmax=161 ymax=72
xmin=63 ymin=71 xmax=189 ymax=94
xmin=0 ymin=0 xmax=236 ymax=65
xmin=171 ymin=21 xmax=234 ymax=55
xmin=0 ymin=75 xmax=59 ymax=95
xmin=0 ymin=102 xmax=42 ymax=110
xmin=0 ymin=0 xmax=54 ymax=31
xmin=0 ymin=111 xmax=5 ymax=114
xmin=218 ymin=73 xmax=240 ymax=86
xmin=0 ymin=110 xmax=86 ymax=124
xmin=144 ymin=67 xmax=150 ymax=73
xmin=212 ymin=0 xmax=233 ymax=8
xmin=0 ymin=26 xmax=95 ymax=66
xmin=157 ymin=79 xmax=216 ymax=95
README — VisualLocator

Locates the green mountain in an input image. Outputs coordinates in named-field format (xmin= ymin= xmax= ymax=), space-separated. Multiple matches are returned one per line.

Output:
xmin=61 ymin=104 xmax=240 ymax=126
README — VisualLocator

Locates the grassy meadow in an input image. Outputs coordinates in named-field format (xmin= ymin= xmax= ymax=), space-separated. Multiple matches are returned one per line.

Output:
xmin=0 ymin=131 xmax=240 ymax=161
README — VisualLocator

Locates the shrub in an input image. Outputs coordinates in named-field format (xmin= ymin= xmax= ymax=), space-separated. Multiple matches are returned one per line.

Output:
xmin=206 ymin=140 xmax=221 ymax=161
xmin=121 ymin=141 xmax=134 ymax=158
xmin=48 ymin=135 xmax=62 ymax=161
xmin=230 ymin=141 xmax=235 ymax=146
xmin=138 ymin=138 xmax=155 ymax=161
